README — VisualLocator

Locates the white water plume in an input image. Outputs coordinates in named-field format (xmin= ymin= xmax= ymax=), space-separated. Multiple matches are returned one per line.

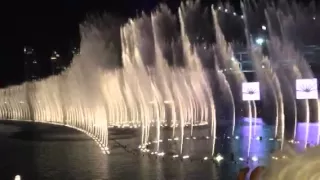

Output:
xmin=212 ymin=7 xmax=250 ymax=137
xmin=0 ymin=3 xmax=218 ymax=156
xmin=1 ymin=1 xmax=319 ymax=160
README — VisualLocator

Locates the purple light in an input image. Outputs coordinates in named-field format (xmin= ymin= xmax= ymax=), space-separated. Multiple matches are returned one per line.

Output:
xmin=231 ymin=118 xmax=272 ymax=166
xmin=295 ymin=122 xmax=320 ymax=150
xmin=241 ymin=117 xmax=264 ymax=125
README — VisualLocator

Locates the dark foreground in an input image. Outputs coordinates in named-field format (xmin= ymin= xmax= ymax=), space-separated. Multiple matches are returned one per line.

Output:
xmin=0 ymin=121 xmax=279 ymax=180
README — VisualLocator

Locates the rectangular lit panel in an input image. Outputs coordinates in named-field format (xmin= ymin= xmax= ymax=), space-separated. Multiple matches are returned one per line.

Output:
xmin=296 ymin=78 xmax=318 ymax=99
xmin=242 ymin=82 xmax=260 ymax=101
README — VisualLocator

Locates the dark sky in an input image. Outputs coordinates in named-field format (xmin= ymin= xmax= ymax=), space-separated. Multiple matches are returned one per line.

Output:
xmin=3 ymin=0 xmax=174 ymax=48
xmin=0 ymin=0 xmax=211 ymax=86
xmin=0 ymin=0 xmax=276 ymax=86
xmin=0 ymin=0 xmax=316 ymax=86
xmin=0 ymin=0 xmax=164 ymax=86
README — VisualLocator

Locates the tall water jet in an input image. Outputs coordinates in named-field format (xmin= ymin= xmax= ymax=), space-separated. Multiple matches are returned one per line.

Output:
xmin=150 ymin=7 xmax=176 ymax=138
xmin=220 ymin=70 xmax=235 ymax=135
xmin=240 ymin=2 xmax=285 ymax=140
xmin=264 ymin=2 xmax=317 ymax=145
xmin=252 ymin=101 xmax=257 ymax=135
xmin=214 ymin=53 xmax=236 ymax=135
xmin=212 ymin=6 xmax=250 ymax=136
xmin=178 ymin=1 xmax=217 ymax=155
xmin=178 ymin=6 xmax=195 ymax=137
xmin=305 ymin=100 xmax=310 ymax=148
xmin=3 ymin=1 xmax=320 ymax=160
xmin=247 ymin=100 xmax=252 ymax=156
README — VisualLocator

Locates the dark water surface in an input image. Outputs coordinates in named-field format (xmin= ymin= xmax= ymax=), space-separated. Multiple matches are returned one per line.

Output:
xmin=0 ymin=121 xmax=279 ymax=180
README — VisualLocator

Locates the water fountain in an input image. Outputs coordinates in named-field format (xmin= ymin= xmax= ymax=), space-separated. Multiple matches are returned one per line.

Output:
xmin=0 ymin=2 xmax=320 ymax=176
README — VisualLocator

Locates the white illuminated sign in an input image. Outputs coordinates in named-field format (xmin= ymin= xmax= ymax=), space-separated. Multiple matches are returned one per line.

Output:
xmin=242 ymin=82 xmax=260 ymax=101
xmin=296 ymin=78 xmax=318 ymax=99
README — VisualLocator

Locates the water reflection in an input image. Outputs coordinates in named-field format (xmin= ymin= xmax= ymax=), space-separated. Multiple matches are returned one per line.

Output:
xmin=0 ymin=118 xmax=279 ymax=180
xmin=0 ymin=123 xmax=109 ymax=180
xmin=227 ymin=118 xmax=276 ymax=177
xmin=132 ymin=117 xmax=276 ymax=179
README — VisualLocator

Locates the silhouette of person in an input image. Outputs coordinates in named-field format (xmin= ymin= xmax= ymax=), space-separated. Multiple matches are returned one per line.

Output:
xmin=250 ymin=166 xmax=265 ymax=180
xmin=237 ymin=167 xmax=249 ymax=180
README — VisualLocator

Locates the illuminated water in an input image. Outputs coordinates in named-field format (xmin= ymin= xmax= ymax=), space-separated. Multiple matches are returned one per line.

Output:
xmin=0 ymin=120 xmax=278 ymax=180
xmin=1 ymin=0 xmax=320 ymax=179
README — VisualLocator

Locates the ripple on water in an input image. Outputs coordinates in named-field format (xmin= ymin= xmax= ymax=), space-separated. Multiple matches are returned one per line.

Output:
xmin=0 ymin=124 xmax=277 ymax=180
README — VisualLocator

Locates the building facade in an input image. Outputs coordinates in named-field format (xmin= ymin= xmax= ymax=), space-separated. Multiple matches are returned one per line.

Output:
xmin=24 ymin=46 xmax=40 ymax=81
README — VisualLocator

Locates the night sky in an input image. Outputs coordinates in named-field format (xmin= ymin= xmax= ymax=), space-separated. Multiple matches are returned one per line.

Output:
xmin=0 ymin=0 xmax=185 ymax=86
xmin=0 ymin=0 xmax=311 ymax=87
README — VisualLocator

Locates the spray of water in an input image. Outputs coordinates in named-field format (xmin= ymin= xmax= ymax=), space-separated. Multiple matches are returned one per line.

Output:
xmin=2 ymin=1 xmax=319 ymax=163
xmin=211 ymin=7 xmax=249 ymax=137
